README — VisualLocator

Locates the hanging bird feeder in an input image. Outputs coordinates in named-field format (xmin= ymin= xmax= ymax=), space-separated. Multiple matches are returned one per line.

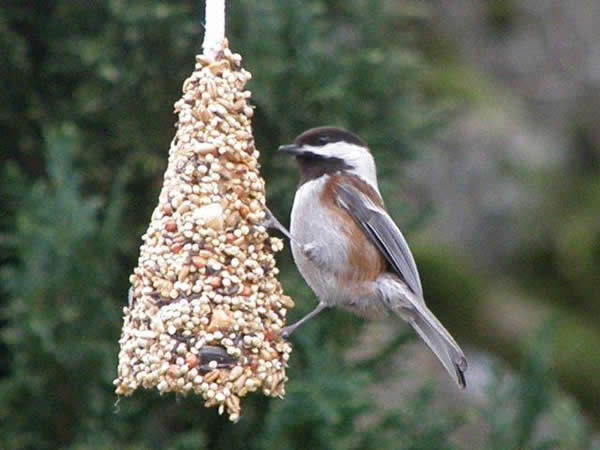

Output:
xmin=114 ymin=0 xmax=293 ymax=422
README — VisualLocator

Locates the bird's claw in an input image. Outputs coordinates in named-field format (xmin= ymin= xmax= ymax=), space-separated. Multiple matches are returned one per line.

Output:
xmin=261 ymin=206 xmax=278 ymax=229
xmin=261 ymin=206 xmax=299 ymax=245
xmin=280 ymin=327 xmax=292 ymax=340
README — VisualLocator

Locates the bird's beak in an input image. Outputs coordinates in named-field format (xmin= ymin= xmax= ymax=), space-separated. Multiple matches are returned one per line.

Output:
xmin=278 ymin=144 xmax=303 ymax=155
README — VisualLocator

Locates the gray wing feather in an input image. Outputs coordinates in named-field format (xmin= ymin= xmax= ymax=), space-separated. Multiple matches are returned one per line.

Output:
xmin=337 ymin=181 xmax=468 ymax=388
xmin=400 ymin=291 xmax=468 ymax=388
xmin=336 ymin=183 xmax=424 ymax=298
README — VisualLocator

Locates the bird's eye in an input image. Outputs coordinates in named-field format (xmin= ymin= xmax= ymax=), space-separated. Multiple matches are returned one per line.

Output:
xmin=317 ymin=136 xmax=329 ymax=145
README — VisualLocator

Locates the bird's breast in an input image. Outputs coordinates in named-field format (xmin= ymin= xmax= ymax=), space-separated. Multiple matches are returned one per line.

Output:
xmin=290 ymin=175 xmax=386 ymax=305
xmin=290 ymin=176 xmax=349 ymax=275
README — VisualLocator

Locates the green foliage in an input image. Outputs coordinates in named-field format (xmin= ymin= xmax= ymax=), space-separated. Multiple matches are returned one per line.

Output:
xmin=230 ymin=0 xmax=442 ymax=213
xmin=485 ymin=0 xmax=517 ymax=34
xmin=481 ymin=322 xmax=591 ymax=450
xmin=0 ymin=125 xmax=127 ymax=449
xmin=0 ymin=1 xmax=595 ymax=449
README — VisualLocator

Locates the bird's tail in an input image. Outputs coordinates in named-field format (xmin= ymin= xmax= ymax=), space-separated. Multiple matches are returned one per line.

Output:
xmin=390 ymin=297 xmax=468 ymax=389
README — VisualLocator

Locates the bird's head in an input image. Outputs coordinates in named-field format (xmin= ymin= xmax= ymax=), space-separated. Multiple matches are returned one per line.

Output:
xmin=279 ymin=126 xmax=377 ymax=187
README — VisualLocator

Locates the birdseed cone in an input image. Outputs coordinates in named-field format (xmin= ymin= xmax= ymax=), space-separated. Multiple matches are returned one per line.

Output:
xmin=114 ymin=41 xmax=294 ymax=422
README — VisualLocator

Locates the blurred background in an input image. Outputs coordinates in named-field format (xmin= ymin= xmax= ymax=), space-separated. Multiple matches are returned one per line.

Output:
xmin=1 ymin=1 xmax=599 ymax=448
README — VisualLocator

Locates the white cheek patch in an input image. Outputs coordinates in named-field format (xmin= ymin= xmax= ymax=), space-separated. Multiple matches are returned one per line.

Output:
xmin=301 ymin=142 xmax=380 ymax=193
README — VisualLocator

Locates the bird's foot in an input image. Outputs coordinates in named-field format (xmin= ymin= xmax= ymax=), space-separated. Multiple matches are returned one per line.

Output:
xmin=261 ymin=206 xmax=299 ymax=245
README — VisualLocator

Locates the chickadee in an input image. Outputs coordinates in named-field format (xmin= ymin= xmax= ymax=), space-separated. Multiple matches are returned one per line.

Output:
xmin=266 ymin=126 xmax=468 ymax=388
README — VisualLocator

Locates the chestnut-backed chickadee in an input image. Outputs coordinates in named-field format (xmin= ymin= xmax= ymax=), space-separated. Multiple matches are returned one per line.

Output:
xmin=266 ymin=126 xmax=468 ymax=388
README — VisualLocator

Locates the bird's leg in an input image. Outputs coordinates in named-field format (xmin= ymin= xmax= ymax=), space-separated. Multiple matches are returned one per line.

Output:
xmin=262 ymin=207 xmax=325 ymax=264
xmin=264 ymin=208 xmax=331 ymax=336
xmin=262 ymin=206 xmax=300 ymax=246
xmin=281 ymin=301 xmax=330 ymax=339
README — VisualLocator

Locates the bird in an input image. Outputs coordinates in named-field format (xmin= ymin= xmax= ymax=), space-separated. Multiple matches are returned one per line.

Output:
xmin=264 ymin=126 xmax=468 ymax=388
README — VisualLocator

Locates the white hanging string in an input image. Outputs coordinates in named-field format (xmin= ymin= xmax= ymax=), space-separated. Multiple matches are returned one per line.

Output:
xmin=202 ymin=0 xmax=226 ymax=61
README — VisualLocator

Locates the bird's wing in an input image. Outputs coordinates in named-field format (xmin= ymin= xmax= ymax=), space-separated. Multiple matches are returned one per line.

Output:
xmin=335 ymin=179 xmax=468 ymax=388
xmin=334 ymin=180 xmax=424 ymax=298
